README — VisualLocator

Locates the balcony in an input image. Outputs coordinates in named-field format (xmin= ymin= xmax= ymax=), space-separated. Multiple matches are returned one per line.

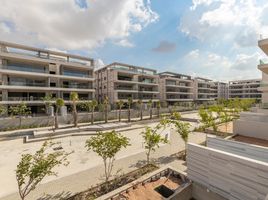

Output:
xmin=258 ymin=59 xmax=268 ymax=74
xmin=258 ymin=38 xmax=268 ymax=55
xmin=258 ymin=82 xmax=268 ymax=92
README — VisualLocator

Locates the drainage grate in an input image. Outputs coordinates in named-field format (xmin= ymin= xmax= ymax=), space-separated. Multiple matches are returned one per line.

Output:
xmin=154 ymin=184 xmax=174 ymax=198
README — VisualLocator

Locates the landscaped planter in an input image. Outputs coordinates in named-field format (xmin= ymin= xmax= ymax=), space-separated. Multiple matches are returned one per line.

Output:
xmin=67 ymin=164 xmax=159 ymax=200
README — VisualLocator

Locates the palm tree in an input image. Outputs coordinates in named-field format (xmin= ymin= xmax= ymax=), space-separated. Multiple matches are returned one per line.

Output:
xmin=127 ymin=97 xmax=133 ymax=122
xmin=148 ymin=99 xmax=153 ymax=120
xmin=156 ymin=101 xmax=161 ymax=118
xmin=70 ymin=92 xmax=79 ymax=127
xmin=41 ymin=94 xmax=53 ymax=126
xmin=90 ymin=100 xmax=98 ymax=125
xmin=137 ymin=99 xmax=143 ymax=121
xmin=117 ymin=100 xmax=124 ymax=122
xmin=103 ymin=96 xmax=109 ymax=123
xmin=54 ymin=98 xmax=64 ymax=129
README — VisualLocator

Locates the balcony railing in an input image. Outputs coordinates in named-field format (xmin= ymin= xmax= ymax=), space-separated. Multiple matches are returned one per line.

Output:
xmin=7 ymin=97 xmax=44 ymax=101
xmin=8 ymin=82 xmax=46 ymax=87
xmin=4 ymin=65 xmax=46 ymax=73
xmin=62 ymin=84 xmax=90 ymax=89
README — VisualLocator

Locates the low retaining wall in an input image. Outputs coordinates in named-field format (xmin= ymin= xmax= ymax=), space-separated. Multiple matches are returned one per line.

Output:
xmin=187 ymin=143 xmax=268 ymax=200
xmin=0 ymin=107 xmax=196 ymax=132
xmin=207 ymin=136 xmax=268 ymax=163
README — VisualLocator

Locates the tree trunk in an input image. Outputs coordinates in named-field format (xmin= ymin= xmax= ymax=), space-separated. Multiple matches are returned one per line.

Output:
xmin=150 ymin=108 xmax=152 ymax=119
xmin=91 ymin=109 xmax=94 ymax=125
xmin=55 ymin=109 xmax=59 ymax=129
xmin=73 ymin=104 xmax=78 ymax=127
xmin=146 ymin=152 xmax=150 ymax=165
xmin=19 ymin=116 xmax=22 ymax=127
xmin=119 ymin=108 xmax=121 ymax=122
xmin=105 ymin=106 xmax=108 ymax=123
xmin=140 ymin=108 xmax=143 ymax=120
xmin=128 ymin=107 xmax=131 ymax=122
xmin=157 ymin=107 xmax=160 ymax=118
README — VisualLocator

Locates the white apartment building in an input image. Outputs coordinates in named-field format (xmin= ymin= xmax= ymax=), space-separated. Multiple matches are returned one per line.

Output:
xmin=0 ymin=41 xmax=95 ymax=114
xmin=228 ymin=79 xmax=261 ymax=100
xmin=95 ymin=62 xmax=160 ymax=107
xmin=158 ymin=72 xmax=194 ymax=105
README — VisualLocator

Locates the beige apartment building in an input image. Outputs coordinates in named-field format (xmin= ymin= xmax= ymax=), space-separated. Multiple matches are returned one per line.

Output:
xmin=158 ymin=72 xmax=194 ymax=105
xmin=258 ymin=37 xmax=268 ymax=108
xmin=228 ymin=79 xmax=261 ymax=100
xmin=95 ymin=62 xmax=160 ymax=107
xmin=193 ymin=77 xmax=218 ymax=103
xmin=0 ymin=41 xmax=95 ymax=114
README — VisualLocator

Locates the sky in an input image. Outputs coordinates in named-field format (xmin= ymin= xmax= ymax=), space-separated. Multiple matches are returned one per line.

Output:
xmin=0 ymin=0 xmax=268 ymax=81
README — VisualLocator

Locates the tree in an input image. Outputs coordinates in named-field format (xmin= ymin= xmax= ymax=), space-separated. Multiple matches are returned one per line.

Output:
xmin=148 ymin=99 xmax=153 ymax=120
xmin=117 ymin=100 xmax=124 ymax=122
xmin=54 ymin=98 xmax=64 ymax=129
xmin=127 ymin=97 xmax=133 ymax=122
xmin=85 ymin=131 xmax=130 ymax=183
xmin=70 ymin=92 xmax=79 ymax=127
xmin=141 ymin=125 xmax=168 ymax=164
xmin=137 ymin=99 xmax=143 ymax=121
xmin=0 ymin=105 xmax=7 ymax=117
xmin=16 ymin=141 xmax=71 ymax=200
xmin=103 ymin=96 xmax=109 ymax=123
xmin=220 ymin=109 xmax=232 ymax=133
xmin=41 ymin=94 xmax=53 ymax=126
xmin=198 ymin=107 xmax=217 ymax=132
xmin=156 ymin=101 xmax=161 ymax=118
xmin=9 ymin=102 xmax=31 ymax=127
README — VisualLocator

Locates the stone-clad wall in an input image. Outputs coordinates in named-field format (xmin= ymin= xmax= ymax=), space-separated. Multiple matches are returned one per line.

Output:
xmin=187 ymin=143 xmax=268 ymax=200
xmin=207 ymin=136 xmax=268 ymax=163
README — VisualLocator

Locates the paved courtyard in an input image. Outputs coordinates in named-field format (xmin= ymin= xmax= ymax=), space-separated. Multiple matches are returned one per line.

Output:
xmin=0 ymin=117 xmax=205 ymax=200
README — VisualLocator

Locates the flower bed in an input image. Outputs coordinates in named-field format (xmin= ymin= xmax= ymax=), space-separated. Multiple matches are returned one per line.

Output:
xmin=67 ymin=164 xmax=159 ymax=200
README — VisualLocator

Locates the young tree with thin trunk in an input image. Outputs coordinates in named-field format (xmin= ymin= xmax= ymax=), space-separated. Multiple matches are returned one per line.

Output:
xmin=9 ymin=102 xmax=31 ymax=128
xmin=16 ymin=141 xmax=71 ymax=200
xmin=70 ymin=92 xmax=79 ymax=127
xmin=148 ymin=99 xmax=153 ymax=120
xmin=0 ymin=105 xmax=7 ymax=117
xmin=103 ymin=96 xmax=109 ymax=123
xmin=85 ymin=131 xmax=130 ymax=183
xmin=41 ymin=94 xmax=53 ymax=126
xmin=141 ymin=124 xmax=168 ymax=164
xmin=156 ymin=101 xmax=161 ymax=118
xmin=54 ymin=98 xmax=64 ymax=129
xmin=137 ymin=99 xmax=143 ymax=121
xmin=220 ymin=109 xmax=232 ymax=133
xmin=117 ymin=100 xmax=124 ymax=122
xmin=79 ymin=100 xmax=98 ymax=124
xmin=127 ymin=97 xmax=133 ymax=122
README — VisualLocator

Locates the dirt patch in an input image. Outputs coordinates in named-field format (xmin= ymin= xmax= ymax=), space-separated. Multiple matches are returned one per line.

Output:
xmin=232 ymin=135 xmax=268 ymax=147
xmin=217 ymin=121 xmax=233 ymax=133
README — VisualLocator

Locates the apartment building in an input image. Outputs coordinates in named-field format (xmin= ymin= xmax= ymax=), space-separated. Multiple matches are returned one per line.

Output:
xmin=158 ymin=72 xmax=194 ymax=105
xmin=193 ymin=77 xmax=217 ymax=103
xmin=258 ymin=37 xmax=268 ymax=108
xmin=95 ymin=62 xmax=160 ymax=107
xmin=0 ymin=41 xmax=95 ymax=114
xmin=228 ymin=79 xmax=261 ymax=100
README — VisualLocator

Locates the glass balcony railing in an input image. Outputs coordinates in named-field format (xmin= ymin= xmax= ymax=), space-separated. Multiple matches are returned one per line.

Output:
xmin=5 ymin=65 xmax=46 ymax=73
xmin=9 ymin=82 xmax=46 ymax=87
xmin=8 ymin=97 xmax=44 ymax=101
xmin=62 ymin=84 xmax=90 ymax=89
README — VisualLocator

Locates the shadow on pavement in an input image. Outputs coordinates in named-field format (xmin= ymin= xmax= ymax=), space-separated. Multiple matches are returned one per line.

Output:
xmin=37 ymin=191 xmax=72 ymax=200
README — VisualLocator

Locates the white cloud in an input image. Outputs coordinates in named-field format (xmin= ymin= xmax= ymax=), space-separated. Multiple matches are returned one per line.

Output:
xmin=180 ymin=49 xmax=261 ymax=81
xmin=116 ymin=39 xmax=135 ymax=47
xmin=180 ymin=0 xmax=268 ymax=47
xmin=0 ymin=0 xmax=158 ymax=50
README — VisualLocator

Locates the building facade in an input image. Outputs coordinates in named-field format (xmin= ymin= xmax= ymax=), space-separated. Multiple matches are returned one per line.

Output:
xmin=193 ymin=77 xmax=218 ymax=103
xmin=0 ymin=41 xmax=95 ymax=114
xmin=228 ymin=79 xmax=261 ymax=100
xmin=158 ymin=72 xmax=194 ymax=105
xmin=258 ymin=37 xmax=268 ymax=108
xmin=95 ymin=62 xmax=160 ymax=107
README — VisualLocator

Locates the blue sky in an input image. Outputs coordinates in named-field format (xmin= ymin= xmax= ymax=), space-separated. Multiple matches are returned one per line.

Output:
xmin=0 ymin=0 xmax=268 ymax=81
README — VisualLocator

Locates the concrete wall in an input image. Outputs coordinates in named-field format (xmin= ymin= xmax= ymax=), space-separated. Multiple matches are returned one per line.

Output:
xmin=207 ymin=136 xmax=268 ymax=163
xmin=187 ymin=143 xmax=268 ymax=200
xmin=233 ymin=119 xmax=268 ymax=140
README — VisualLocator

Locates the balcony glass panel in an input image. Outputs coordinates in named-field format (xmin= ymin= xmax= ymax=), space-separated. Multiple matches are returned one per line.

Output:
xmin=5 ymin=63 xmax=46 ymax=73
xmin=8 ymin=77 xmax=46 ymax=87
xmin=63 ymin=69 xmax=89 ymax=78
